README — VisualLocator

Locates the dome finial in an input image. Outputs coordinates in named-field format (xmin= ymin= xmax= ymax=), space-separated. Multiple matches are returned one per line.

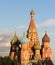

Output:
xmin=15 ymin=31 xmax=16 ymax=35
xmin=30 ymin=9 xmax=35 ymax=17
xmin=23 ymin=32 xmax=25 ymax=38
xmin=45 ymin=31 xmax=47 ymax=34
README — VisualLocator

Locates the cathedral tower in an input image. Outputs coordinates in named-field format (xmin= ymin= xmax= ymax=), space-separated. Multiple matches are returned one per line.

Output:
xmin=10 ymin=32 xmax=20 ymax=60
xmin=27 ymin=10 xmax=40 ymax=48
xmin=41 ymin=32 xmax=52 ymax=60
xmin=20 ymin=34 xmax=29 ymax=65
xmin=34 ymin=43 xmax=41 ymax=60
xmin=27 ymin=10 xmax=40 ymax=60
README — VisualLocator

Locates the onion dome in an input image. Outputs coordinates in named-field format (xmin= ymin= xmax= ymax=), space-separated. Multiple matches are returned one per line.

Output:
xmin=10 ymin=32 xmax=18 ymax=45
xmin=34 ymin=43 xmax=41 ymax=50
xmin=20 ymin=33 xmax=29 ymax=44
xmin=42 ymin=32 xmax=50 ymax=42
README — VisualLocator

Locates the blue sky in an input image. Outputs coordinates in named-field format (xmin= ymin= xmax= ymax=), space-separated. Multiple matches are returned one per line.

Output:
xmin=0 ymin=0 xmax=55 ymax=33
xmin=0 ymin=0 xmax=55 ymax=64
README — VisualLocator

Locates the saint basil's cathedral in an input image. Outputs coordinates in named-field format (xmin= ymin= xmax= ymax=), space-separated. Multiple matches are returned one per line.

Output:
xmin=9 ymin=10 xmax=52 ymax=65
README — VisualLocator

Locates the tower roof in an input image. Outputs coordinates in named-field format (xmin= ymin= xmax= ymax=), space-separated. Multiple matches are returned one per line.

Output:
xmin=10 ymin=32 xmax=18 ymax=45
xmin=29 ymin=10 xmax=36 ymax=29
xmin=20 ymin=33 xmax=29 ymax=44
xmin=42 ymin=32 xmax=50 ymax=42
xmin=34 ymin=40 xmax=41 ymax=50
xmin=34 ymin=43 xmax=41 ymax=50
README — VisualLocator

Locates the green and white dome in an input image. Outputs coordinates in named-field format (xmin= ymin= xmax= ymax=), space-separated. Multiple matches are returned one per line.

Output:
xmin=20 ymin=33 xmax=29 ymax=44
xmin=20 ymin=37 xmax=29 ymax=44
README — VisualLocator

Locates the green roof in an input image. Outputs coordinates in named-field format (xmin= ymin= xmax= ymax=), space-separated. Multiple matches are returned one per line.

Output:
xmin=20 ymin=37 xmax=29 ymax=44
xmin=10 ymin=33 xmax=18 ymax=45
xmin=20 ymin=32 xmax=29 ymax=44
xmin=34 ymin=44 xmax=41 ymax=50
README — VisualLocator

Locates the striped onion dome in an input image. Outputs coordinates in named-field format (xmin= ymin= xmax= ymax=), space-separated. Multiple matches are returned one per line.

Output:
xmin=10 ymin=32 xmax=18 ymax=45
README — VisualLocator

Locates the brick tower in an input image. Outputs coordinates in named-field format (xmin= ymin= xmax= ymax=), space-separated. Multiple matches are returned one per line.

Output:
xmin=9 ymin=32 xmax=20 ymax=60
xmin=41 ymin=32 xmax=52 ymax=60
xmin=20 ymin=34 xmax=29 ymax=65
xmin=27 ymin=10 xmax=39 ymax=47
xmin=34 ymin=43 xmax=41 ymax=60
xmin=27 ymin=10 xmax=40 ymax=60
